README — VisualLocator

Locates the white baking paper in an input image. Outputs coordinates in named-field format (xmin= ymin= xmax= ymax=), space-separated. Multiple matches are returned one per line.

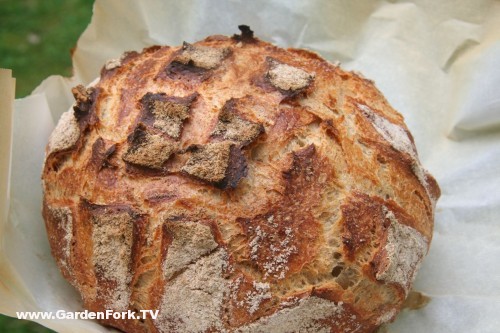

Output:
xmin=1 ymin=0 xmax=500 ymax=332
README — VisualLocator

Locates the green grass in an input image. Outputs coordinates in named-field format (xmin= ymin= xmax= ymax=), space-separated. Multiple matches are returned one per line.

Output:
xmin=0 ymin=0 xmax=94 ymax=98
xmin=0 ymin=0 xmax=93 ymax=331
xmin=0 ymin=315 xmax=54 ymax=333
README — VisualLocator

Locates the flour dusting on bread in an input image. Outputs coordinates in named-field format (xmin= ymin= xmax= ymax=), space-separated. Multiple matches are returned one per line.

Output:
xmin=48 ymin=110 xmax=80 ymax=154
xmin=182 ymin=141 xmax=232 ymax=183
xmin=245 ymin=282 xmax=272 ymax=315
xmin=92 ymin=211 xmax=133 ymax=311
xmin=375 ymin=208 xmax=428 ymax=294
xmin=267 ymin=58 xmax=315 ymax=92
xmin=162 ymin=221 xmax=218 ymax=279
xmin=122 ymin=126 xmax=177 ymax=169
xmin=42 ymin=29 xmax=438 ymax=333
xmin=157 ymin=249 xmax=228 ymax=333
xmin=357 ymin=103 xmax=416 ymax=159
xmin=48 ymin=206 xmax=73 ymax=269
xmin=175 ymin=42 xmax=230 ymax=70
xmin=238 ymin=297 xmax=345 ymax=333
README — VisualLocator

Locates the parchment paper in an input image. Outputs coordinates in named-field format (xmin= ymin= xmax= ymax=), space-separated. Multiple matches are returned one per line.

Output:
xmin=1 ymin=1 xmax=500 ymax=332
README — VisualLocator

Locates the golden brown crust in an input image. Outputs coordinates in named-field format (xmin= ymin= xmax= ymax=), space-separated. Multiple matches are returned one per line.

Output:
xmin=42 ymin=28 xmax=439 ymax=333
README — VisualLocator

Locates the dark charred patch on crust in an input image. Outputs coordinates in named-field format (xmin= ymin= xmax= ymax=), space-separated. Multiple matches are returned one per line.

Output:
xmin=232 ymin=25 xmax=256 ymax=43
xmin=164 ymin=61 xmax=212 ymax=82
xmin=341 ymin=193 xmax=390 ymax=261
xmin=139 ymin=92 xmax=198 ymax=139
xmin=282 ymin=144 xmax=317 ymax=187
xmin=122 ymin=124 xmax=177 ymax=170
xmin=220 ymin=146 xmax=247 ymax=189
xmin=80 ymin=200 xmax=144 ymax=226
xmin=236 ymin=144 xmax=329 ymax=280
xmin=89 ymin=137 xmax=117 ymax=171
xmin=72 ymin=85 xmax=97 ymax=121
xmin=181 ymin=141 xmax=247 ymax=190
xmin=161 ymin=42 xmax=231 ymax=82
xmin=145 ymin=192 xmax=178 ymax=205
xmin=321 ymin=119 xmax=341 ymax=145
xmin=211 ymin=98 xmax=264 ymax=145
xmin=45 ymin=86 xmax=100 ymax=174
xmin=115 ymin=57 xmax=158 ymax=123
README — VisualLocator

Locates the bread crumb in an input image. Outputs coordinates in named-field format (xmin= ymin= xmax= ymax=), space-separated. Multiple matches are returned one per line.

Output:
xmin=162 ymin=220 xmax=218 ymax=279
xmin=92 ymin=210 xmax=133 ymax=311
xmin=48 ymin=110 xmax=80 ymax=154
xmin=212 ymin=99 xmax=263 ymax=144
xmin=182 ymin=141 xmax=232 ymax=183
xmin=149 ymin=99 xmax=190 ymax=139
xmin=267 ymin=59 xmax=315 ymax=92
xmin=175 ymin=42 xmax=230 ymax=70
xmin=156 ymin=249 xmax=228 ymax=333
xmin=123 ymin=126 xmax=177 ymax=169
xmin=375 ymin=208 xmax=428 ymax=294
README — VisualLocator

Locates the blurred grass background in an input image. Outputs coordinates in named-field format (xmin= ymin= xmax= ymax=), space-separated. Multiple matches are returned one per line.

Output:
xmin=0 ymin=0 xmax=93 ymax=331
xmin=0 ymin=0 xmax=93 ymax=98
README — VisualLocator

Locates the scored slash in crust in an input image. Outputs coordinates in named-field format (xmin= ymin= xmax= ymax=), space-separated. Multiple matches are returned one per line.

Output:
xmin=181 ymin=141 xmax=248 ymax=189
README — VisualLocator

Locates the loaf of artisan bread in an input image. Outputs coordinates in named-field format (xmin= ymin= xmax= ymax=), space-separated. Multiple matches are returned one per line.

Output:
xmin=42 ymin=26 xmax=440 ymax=333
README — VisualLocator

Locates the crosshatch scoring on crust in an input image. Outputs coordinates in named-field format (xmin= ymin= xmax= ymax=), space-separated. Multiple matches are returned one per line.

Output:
xmin=211 ymin=98 xmax=264 ymax=145
xmin=41 ymin=27 xmax=439 ymax=333
xmin=139 ymin=92 xmax=198 ymax=140
xmin=122 ymin=124 xmax=178 ymax=169
xmin=181 ymin=141 xmax=247 ymax=189
xmin=266 ymin=57 xmax=315 ymax=93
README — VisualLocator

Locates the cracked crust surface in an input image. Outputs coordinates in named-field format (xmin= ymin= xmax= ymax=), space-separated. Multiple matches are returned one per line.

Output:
xmin=42 ymin=28 xmax=439 ymax=333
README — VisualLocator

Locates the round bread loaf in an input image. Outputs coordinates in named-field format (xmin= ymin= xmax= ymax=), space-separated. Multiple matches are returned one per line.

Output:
xmin=42 ymin=26 xmax=440 ymax=333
